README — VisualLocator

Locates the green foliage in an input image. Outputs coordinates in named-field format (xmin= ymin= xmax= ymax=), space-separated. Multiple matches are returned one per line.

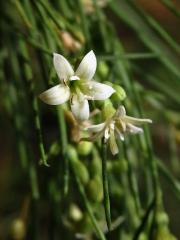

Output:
xmin=0 ymin=0 xmax=179 ymax=239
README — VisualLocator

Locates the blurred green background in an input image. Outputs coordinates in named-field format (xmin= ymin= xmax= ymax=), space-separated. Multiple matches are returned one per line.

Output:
xmin=0 ymin=0 xmax=180 ymax=239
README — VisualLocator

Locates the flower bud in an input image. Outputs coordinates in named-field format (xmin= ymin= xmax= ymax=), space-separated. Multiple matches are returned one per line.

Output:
xmin=154 ymin=226 xmax=177 ymax=240
xmin=69 ymin=204 xmax=83 ymax=222
xmin=77 ymin=141 xmax=93 ymax=156
xmin=98 ymin=61 xmax=109 ymax=78
xmin=90 ymin=151 xmax=102 ymax=176
xmin=112 ymin=159 xmax=128 ymax=174
xmin=11 ymin=218 xmax=26 ymax=240
xmin=156 ymin=212 xmax=169 ymax=226
xmin=60 ymin=31 xmax=82 ymax=52
xmin=74 ymin=161 xmax=89 ymax=185
xmin=111 ymin=84 xmax=126 ymax=101
xmin=139 ymin=233 xmax=148 ymax=240
xmin=86 ymin=176 xmax=103 ymax=202
xmin=67 ymin=145 xmax=78 ymax=163
xmin=102 ymin=100 xmax=116 ymax=121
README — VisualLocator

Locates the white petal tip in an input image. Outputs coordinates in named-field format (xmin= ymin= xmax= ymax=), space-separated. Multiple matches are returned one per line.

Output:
xmin=39 ymin=84 xmax=70 ymax=105
xmin=75 ymin=50 xmax=97 ymax=81
xmin=148 ymin=119 xmax=153 ymax=123
xmin=53 ymin=52 xmax=61 ymax=58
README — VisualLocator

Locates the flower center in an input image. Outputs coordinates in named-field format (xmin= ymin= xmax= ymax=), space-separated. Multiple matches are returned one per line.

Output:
xmin=69 ymin=76 xmax=81 ymax=92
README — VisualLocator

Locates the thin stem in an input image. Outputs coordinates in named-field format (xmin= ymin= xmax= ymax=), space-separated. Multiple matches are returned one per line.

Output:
xmin=19 ymin=40 xmax=48 ymax=166
xmin=77 ymin=0 xmax=91 ymax=47
xmin=57 ymin=107 xmax=69 ymax=196
xmin=160 ymin=0 xmax=180 ymax=18
xmin=98 ymin=52 xmax=158 ymax=61
xmin=102 ymin=138 xmax=111 ymax=231
xmin=133 ymin=197 xmax=155 ymax=240
xmin=71 ymin=162 xmax=106 ymax=240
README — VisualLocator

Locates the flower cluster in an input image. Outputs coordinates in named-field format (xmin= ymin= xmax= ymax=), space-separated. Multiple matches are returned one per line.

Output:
xmin=39 ymin=51 xmax=152 ymax=154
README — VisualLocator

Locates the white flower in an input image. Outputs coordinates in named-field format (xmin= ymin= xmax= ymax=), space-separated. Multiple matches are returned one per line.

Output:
xmin=39 ymin=50 xmax=115 ymax=121
xmin=84 ymin=105 xmax=152 ymax=155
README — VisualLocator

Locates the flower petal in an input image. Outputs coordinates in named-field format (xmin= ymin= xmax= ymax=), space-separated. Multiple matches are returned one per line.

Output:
xmin=53 ymin=53 xmax=74 ymax=81
xmin=124 ymin=116 xmax=152 ymax=125
xmin=85 ymin=123 xmax=106 ymax=133
xmin=71 ymin=95 xmax=90 ymax=120
xmin=39 ymin=84 xmax=70 ymax=105
xmin=109 ymin=128 xmax=119 ymax=155
xmin=75 ymin=50 xmax=97 ymax=81
xmin=88 ymin=82 xmax=115 ymax=100
xmin=126 ymin=123 xmax=143 ymax=134
xmin=115 ymin=105 xmax=126 ymax=117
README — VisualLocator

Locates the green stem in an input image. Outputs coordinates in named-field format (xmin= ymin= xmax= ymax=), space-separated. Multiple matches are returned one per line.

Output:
xmin=57 ymin=107 xmax=69 ymax=196
xmin=98 ymin=52 xmax=158 ymax=61
xmin=160 ymin=0 xmax=180 ymax=18
xmin=29 ymin=163 xmax=40 ymax=200
xmin=71 ymin=163 xmax=106 ymax=240
xmin=133 ymin=197 xmax=155 ymax=240
xmin=102 ymin=138 xmax=111 ymax=231
xmin=123 ymin=142 xmax=141 ymax=217
xmin=77 ymin=0 xmax=91 ymax=47
xmin=19 ymin=41 xmax=48 ymax=166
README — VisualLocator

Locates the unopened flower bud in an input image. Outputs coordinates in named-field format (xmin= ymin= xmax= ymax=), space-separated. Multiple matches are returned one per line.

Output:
xmin=69 ymin=204 xmax=83 ymax=222
xmin=90 ymin=151 xmax=102 ymax=176
xmin=86 ymin=176 xmax=103 ymax=202
xmin=77 ymin=141 xmax=93 ymax=156
xmin=112 ymin=159 xmax=128 ymax=174
xmin=98 ymin=61 xmax=109 ymax=78
xmin=139 ymin=233 xmax=148 ymax=240
xmin=102 ymin=100 xmax=116 ymax=121
xmin=67 ymin=145 xmax=79 ymax=163
xmin=11 ymin=218 xmax=26 ymax=240
xmin=156 ymin=212 xmax=169 ymax=226
xmin=154 ymin=226 xmax=177 ymax=240
xmin=74 ymin=161 xmax=90 ymax=185
xmin=112 ymin=84 xmax=126 ymax=101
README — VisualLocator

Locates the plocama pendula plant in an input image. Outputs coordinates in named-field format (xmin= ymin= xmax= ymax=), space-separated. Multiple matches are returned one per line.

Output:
xmin=39 ymin=50 xmax=152 ymax=233
xmin=39 ymin=50 xmax=152 ymax=150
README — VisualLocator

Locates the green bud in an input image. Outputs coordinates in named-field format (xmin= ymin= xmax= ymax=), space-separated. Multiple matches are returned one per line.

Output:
xmin=69 ymin=204 xmax=83 ymax=222
xmin=90 ymin=150 xmax=102 ymax=176
xmin=111 ymin=84 xmax=126 ymax=102
xmin=86 ymin=176 xmax=103 ymax=202
xmin=98 ymin=61 xmax=109 ymax=77
xmin=102 ymin=100 xmax=115 ymax=121
xmin=77 ymin=141 xmax=93 ymax=156
xmin=154 ymin=226 xmax=177 ymax=240
xmin=156 ymin=212 xmax=169 ymax=226
xmin=139 ymin=233 xmax=148 ymax=240
xmin=74 ymin=161 xmax=89 ymax=185
xmin=112 ymin=159 xmax=128 ymax=174
xmin=67 ymin=145 xmax=78 ymax=163
xmin=48 ymin=142 xmax=60 ymax=157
